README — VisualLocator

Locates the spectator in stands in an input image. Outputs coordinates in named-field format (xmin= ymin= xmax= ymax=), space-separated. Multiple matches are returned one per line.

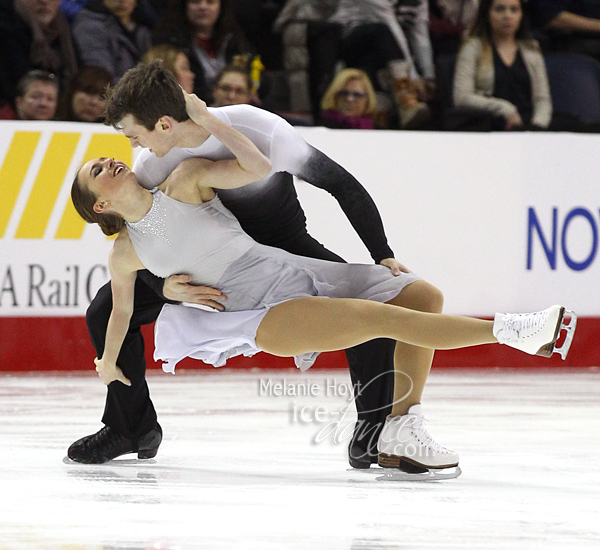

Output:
xmin=318 ymin=68 xmax=377 ymax=129
xmin=0 ymin=70 xmax=59 ymax=120
xmin=0 ymin=0 xmax=78 ymax=107
xmin=56 ymin=65 xmax=112 ymax=122
xmin=273 ymin=0 xmax=341 ymax=118
xmin=329 ymin=0 xmax=430 ymax=129
xmin=528 ymin=0 xmax=600 ymax=62
xmin=391 ymin=0 xmax=437 ymax=101
xmin=429 ymin=0 xmax=480 ymax=56
xmin=211 ymin=58 xmax=252 ymax=106
xmin=453 ymin=0 xmax=552 ymax=130
xmin=61 ymin=0 xmax=158 ymax=25
xmin=143 ymin=45 xmax=196 ymax=93
xmin=153 ymin=0 xmax=251 ymax=103
xmin=72 ymin=0 xmax=152 ymax=81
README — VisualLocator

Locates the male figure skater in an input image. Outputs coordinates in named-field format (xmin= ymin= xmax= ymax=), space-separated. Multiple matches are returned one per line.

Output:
xmin=68 ymin=62 xmax=444 ymax=469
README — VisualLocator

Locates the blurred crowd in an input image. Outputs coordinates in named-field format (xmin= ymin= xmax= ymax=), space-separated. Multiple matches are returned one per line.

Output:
xmin=2 ymin=0 xmax=600 ymax=132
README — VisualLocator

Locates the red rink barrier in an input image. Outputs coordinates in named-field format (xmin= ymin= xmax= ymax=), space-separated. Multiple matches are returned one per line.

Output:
xmin=0 ymin=316 xmax=597 ymax=372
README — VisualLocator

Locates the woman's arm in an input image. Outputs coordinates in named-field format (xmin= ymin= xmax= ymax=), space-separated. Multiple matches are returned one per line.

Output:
xmin=94 ymin=231 xmax=143 ymax=386
xmin=184 ymin=92 xmax=272 ymax=189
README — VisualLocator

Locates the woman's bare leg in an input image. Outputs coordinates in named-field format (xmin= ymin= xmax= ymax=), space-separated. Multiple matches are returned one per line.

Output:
xmin=255 ymin=293 xmax=493 ymax=468
xmin=386 ymin=281 xmax=443 ymax=416
xmin=255 ymin=295 xmax=495 ymax=364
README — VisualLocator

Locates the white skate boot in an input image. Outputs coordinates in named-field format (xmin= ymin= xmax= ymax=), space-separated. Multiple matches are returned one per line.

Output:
xmin=377 ymin=404 xmax=459 ymax=470
xmin=493 ymin=305 xmax=577 ymax=359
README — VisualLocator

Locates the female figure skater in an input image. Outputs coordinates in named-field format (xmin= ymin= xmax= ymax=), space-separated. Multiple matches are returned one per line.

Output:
xmin=71 ymin=93 xmax=574 ymax=473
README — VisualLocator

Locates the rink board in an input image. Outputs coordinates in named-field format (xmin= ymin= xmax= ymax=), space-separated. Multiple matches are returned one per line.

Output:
xmin=0 ymin=121 xmax=598 ymax=370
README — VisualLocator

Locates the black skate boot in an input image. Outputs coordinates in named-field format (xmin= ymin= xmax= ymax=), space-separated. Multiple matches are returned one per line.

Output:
xmin=348 ymin=442 xmax=379 ymax=469
xmin=67 ymin=423 xmax=162 ymax=464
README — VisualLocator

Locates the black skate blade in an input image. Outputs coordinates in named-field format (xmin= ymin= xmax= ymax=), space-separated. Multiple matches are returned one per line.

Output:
xmin=554 ymin=310 xmax=577 ymax=360
xmin=63 ymin=456 xmax=157 ymax=466
xmin=376 ymin=466 xmax=462 ymax=482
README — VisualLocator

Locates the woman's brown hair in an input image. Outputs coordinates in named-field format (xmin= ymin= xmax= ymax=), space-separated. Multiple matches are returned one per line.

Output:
xmin=71 ymin=167 xmax=125 ymax=236
xmin=469 ymin=0 xmax=533 ymax=43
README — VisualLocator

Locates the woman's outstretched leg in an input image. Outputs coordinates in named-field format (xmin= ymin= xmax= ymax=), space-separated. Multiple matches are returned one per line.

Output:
xmin=256 ymin=296 xmax=572 ymax=471
xmin=255 ymin=295 xmax=491 ymax=471
xmin=255 ymin=296 xmax=496 ymax=357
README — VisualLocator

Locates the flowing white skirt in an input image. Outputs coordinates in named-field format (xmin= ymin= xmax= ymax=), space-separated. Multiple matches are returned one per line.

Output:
xmin=154 ymin=244 xmax=421 ymax=372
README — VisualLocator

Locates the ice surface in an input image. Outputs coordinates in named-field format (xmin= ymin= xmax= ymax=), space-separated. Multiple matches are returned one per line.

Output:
xmin=0 ymin=368 xmax=598 ymax=550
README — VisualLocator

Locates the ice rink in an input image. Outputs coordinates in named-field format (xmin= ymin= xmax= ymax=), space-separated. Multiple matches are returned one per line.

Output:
xmin=0 ymin=367 xmax=599 ymax=550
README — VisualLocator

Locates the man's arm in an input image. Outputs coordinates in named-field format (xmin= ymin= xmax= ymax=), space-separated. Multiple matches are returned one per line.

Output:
xmin=137 ymin=269 xmax=227 ymax=309
xmin=260 ymin=112 xmax=399 ymax=266
xmin=295 ymin=146 xmax=395 ymax=265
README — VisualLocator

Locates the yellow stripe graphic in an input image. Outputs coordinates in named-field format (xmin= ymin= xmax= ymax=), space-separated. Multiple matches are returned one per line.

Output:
xmin=0 ymin=131 xmax=41 ymax=238
xmin=15 ymin=132 xmax=81 ymax=239
xmin=55 ymin=133 xmax=132 ymax=239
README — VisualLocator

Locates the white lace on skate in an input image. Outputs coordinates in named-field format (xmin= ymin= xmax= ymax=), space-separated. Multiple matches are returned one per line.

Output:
xmin=408 ymin=414 xmax=451 ymax=455
xmin=496 ymin=310 xmax=548 ymax=344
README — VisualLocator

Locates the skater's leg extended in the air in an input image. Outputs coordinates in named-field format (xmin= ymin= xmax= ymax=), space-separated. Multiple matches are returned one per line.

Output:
xmin=256 ymin=295 xmax=575 ymax=471
xmin=255 ymin=295 xmax=496 ymax=358
xmin=256 ymin=293 xmax=492 ymax=470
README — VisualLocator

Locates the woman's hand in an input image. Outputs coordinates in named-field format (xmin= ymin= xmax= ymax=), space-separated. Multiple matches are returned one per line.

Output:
xmin=505 ymin=111 xmax=523 ymax=130
xmin=183 ymin=89 xmax=210 ymax=124
xmin=94 ymin=357 xmax=131 ymax=386
xmin=380 ymin=258 xmax=411 ymax=276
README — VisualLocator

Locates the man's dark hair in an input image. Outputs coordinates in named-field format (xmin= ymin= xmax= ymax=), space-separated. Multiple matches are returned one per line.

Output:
xmin=104 ymin=61 xmax=189 ymax=130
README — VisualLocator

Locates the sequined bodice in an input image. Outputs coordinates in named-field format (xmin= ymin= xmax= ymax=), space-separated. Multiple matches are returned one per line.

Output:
xmin=126 ymin=189 xmax=171 ymax=243
xmin=125 ymin=190 xmax=255 ymax=286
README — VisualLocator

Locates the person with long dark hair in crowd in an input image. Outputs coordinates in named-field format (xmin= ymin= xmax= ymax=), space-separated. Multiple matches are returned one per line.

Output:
xmin=56 ymin=66 xmax=113 ymax=122
xmin=453 ymin=0 xmax=552 ymax=130
xmin=153 ymin=0 xmax=251 ymax=103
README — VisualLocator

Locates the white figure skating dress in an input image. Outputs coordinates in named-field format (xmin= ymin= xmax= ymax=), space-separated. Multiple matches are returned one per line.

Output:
xmin=126 ymin=190 xmax=420 ymax=372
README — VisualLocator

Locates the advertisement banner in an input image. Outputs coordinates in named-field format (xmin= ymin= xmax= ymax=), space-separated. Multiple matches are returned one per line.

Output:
xmin=0 ymin=122 xmax=597 ymax=368
xmin=0 ymin=122 xmax=131 ymax=317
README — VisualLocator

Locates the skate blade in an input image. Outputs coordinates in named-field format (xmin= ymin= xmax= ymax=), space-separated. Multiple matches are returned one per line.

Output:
xmin=62 ymin=456 xmax=157 ymax=466
xmin=536 ymin=308 xmax=577 ymax=360
xmin=376 ymin=466 xmax=462 ymax=482
xmin=555 ymin=310 xmax=577 ymax=360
